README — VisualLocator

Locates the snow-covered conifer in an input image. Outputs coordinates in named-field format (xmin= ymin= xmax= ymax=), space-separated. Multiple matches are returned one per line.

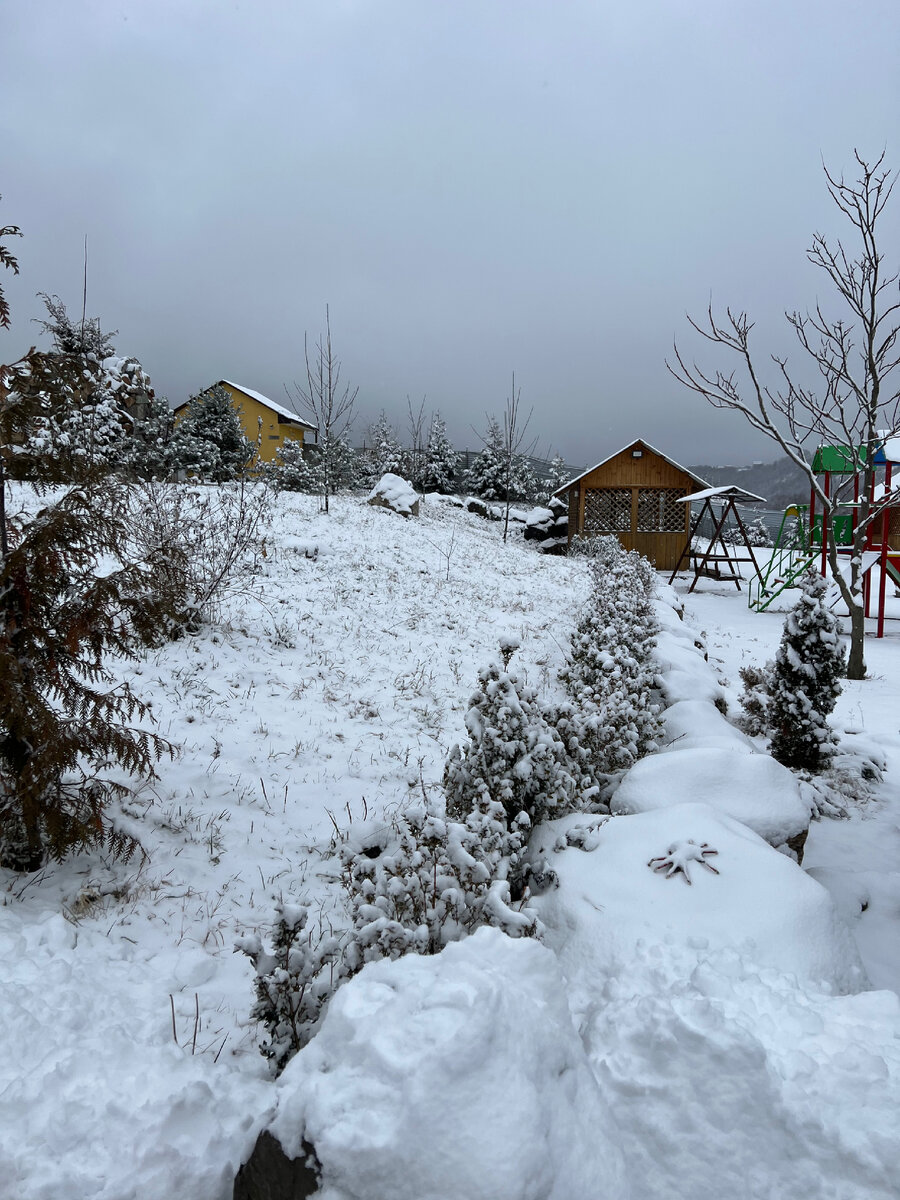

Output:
xmin=421 ymin=411 xmax=459 ymax=493
xmin=768 ymin=569 xmax=845 ymax=771
xmin=559 ymin=542 xmax=662 ymax=779
xmin=268 ymin=439 xmax=322 ymax=493
xmin=444 ymin=640 xmax=576 ymax=831
xmin=169 ymin=384 xmax=255 ymax=481
xmin=366 ymin=411 xmax=405 ymax=481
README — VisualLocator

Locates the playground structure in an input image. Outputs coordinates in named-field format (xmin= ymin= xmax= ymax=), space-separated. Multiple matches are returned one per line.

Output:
xmin=748 ymin=440 xmax=900 ymax=637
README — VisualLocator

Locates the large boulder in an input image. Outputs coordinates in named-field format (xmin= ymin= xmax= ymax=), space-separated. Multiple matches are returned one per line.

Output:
xmin=367 ymin=473 xmax=419 ymax=517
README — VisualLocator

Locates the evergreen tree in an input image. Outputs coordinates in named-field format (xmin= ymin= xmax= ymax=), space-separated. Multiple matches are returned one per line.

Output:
xmin=169 ymin=384 xmax=255 ymax=481
xmin=268 ymin=438 xmax=322 ymax=493
xmin=560 ymin=542 xmax=662 ymax=778
xmin=366 ymin=411 xmax=405 ymax=480
xmin=444 ymin=639 xmax=576 ymax=831
xmin=0 ymin=479 xmax=178 ymax=870
xmin=123 ymin=393 xmax=175 ymax=480
xmin=421 ymin=411 xmax=459 ymax=493
xmin=465 ymin=418 xmax=538 ymax=502
xmin=546 ymin=452 xmax=571 ymax=498
xmin=9 ymin=297 xmax=157 ymax=481
xmin=768 ymin=569 xmax=845 ymax=771
xmin=0 ymin=195 xmax=21 ymax=331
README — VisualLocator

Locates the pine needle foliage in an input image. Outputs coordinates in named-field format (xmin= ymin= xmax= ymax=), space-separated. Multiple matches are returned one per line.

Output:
xmin=767 ymin=569 xmax=845 ymax=772
xmin=559 ymin=537 xmax=662 ymax=780
xmin=0 ymin=481 xmax=178 ymax=870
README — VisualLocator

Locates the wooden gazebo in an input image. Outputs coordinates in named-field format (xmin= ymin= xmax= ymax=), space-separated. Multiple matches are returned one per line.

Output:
xmin=554 ymin=439 xmax=710 ymax=571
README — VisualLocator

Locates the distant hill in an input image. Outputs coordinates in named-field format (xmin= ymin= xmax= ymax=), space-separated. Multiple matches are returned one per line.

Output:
xmin=688 ymin=456 xmax=811 ymax=510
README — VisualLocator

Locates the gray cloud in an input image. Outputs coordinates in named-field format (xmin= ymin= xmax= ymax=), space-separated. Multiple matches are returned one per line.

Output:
xmin=2 ymin=0 xmax=898 ymax=468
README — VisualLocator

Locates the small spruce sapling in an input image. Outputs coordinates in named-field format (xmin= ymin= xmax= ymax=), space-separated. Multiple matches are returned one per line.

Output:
xmin=768 ymin=569 xmax=845 ymax=772
xmin=444 ymin=637 xmax=576 ymax=832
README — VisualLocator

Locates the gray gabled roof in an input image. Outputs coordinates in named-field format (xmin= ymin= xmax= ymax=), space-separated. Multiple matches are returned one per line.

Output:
xmin=552 ymin=438 xmax=711 ymax=497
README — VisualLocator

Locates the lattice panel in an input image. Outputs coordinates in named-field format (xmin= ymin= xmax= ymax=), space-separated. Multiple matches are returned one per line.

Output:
xmin=889 ymin=508 xmax=900 ymax=552
xmin=584 ymin=488 xmax=631 ymax=533
xmin=637 ymin=488 xmax=686 ymax=532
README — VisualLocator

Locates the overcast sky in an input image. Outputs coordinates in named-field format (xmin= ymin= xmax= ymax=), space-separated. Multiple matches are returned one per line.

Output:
xmin=3 ymin=0 xmax=898 ymax=467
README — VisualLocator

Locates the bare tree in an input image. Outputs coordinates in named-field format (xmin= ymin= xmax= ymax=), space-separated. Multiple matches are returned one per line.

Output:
xmin=286 ymin=305 xmax=358 ymax=513
xmin=500 ymin=372 xmax=535 ymax=542
xmin=405 ymin=394 xmax=427 ymax=490
xmin=669 ymin=152 xmax=899 ymax=679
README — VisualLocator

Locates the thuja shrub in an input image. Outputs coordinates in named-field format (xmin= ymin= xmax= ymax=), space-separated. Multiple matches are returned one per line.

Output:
xmin=767 ymin=569 xmax=845 ymax=772
xmin=559 ymin=541 xmax=662 ymax=781
xmin=444 ymin=638 xmax=576 ymax=830
xmin=0 ymin=482 xmax=178 ymax=870
xmin=238 ymin=794 xmax=538 ymax=1073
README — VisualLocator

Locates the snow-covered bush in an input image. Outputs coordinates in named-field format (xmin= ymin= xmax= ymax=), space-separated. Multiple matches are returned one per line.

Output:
xmin=340 ymin=798 xmax=537 ymax=969
xmin=444 ymin=639 xmax=577 ymax=832
xmin=559 ymin=542 xmax=662 ymax=779
xmin=236 ymin=903 xmax=343 ymax=1073
xmin=267 ymin=438 xmax=322 ymax=493
xmin=736 ymin=662 xmax=772 ymax=737
xmin=724 ymin=516 xmax=772 ymax=547
xmin=127 ymin=477 xmax=271 ymax=628
xmin=239 ymin=794 xmax=539 ymax=1073
xmin=768 ymin=569 xmax=845 ymax=772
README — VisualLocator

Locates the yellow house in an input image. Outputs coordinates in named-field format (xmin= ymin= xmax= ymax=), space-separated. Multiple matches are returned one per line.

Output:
xmin=176 ymin=380 xmax=318 ymax=465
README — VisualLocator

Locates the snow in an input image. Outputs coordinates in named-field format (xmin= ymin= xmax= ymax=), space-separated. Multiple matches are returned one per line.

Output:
xmin=531 ymin=804 xmax=865 ymax=990
xmin=272 ymin=928 xmax=629 ymax=1200
xmin=611 ymin=747 xmax=812 ymax=847
xmin=3 ymin=486 xmax=900 ymax=1199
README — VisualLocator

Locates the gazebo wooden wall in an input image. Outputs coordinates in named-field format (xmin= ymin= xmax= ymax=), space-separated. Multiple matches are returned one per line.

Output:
xmin=556 ymin=439 xmax=708 ymax=570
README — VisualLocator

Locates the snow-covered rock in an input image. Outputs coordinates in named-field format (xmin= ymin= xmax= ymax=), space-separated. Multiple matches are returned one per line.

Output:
xmin=271 ymin=928 xmax=629 ymax=1200
xmin=367 ymin=472 xmax=419 ymax=517
xmin=611 ymin=746 xmax=811 ymax=849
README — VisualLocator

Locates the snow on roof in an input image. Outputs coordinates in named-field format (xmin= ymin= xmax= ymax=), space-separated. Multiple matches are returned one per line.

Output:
xmin=552 ymin=439 xmax=711 ymax=496
xmin=219 ymin=380 xmax=317 ymax=430
xmin=679 ymin=485 xmax=766 ymax=504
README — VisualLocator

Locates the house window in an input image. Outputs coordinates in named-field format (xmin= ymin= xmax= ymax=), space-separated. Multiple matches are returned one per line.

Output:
xmin=637 ymin=488 xmax=685 ymax=532
xmin=268 ymin=434 xmax=280 ymax=440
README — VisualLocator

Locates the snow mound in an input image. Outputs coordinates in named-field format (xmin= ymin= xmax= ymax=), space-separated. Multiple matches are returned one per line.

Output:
xmin=367 ymin=472 xmax=419 ymax=516
xmin=272 ymin=927 xmax=629 ymax=1200
xmin=660 ymin=698 xmax=756 ymax=754
xmin=532 ymin=804 xmax=864 ymax=992
xmin=611 ymin=746 xmax=811 ymax=847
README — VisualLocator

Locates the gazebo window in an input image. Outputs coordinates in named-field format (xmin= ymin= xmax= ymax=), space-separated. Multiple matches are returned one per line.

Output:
xmin=637 ymin=488 xmax=685 ymax=532
xmin=584 ymin=488 xmax=631 ymax=533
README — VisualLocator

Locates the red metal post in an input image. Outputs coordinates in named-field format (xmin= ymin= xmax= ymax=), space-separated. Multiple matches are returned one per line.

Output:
xmin=877 ymin=462 xmax=892 ymax=638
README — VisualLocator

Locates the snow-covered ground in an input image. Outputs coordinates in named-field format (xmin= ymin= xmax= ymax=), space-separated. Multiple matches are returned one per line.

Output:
xmin=2 ymin=490 xmax=899 ymax=1200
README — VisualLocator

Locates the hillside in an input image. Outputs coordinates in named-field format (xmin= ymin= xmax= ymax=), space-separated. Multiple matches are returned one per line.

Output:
xmin=689 ymin=456 xmax=812 ymax=509
xmin=1 ymin=487 xmax=899 ymax=1200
